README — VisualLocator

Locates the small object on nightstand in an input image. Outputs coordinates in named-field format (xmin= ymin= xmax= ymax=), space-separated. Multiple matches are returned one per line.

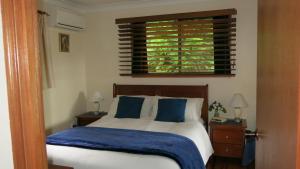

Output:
xmin=211 ymin=117 xmax=228 ymax=123
xmin=76 ymin=111 xmax=107 ymax=126
xmin=210 ymin=119 xmax=247 ymax=159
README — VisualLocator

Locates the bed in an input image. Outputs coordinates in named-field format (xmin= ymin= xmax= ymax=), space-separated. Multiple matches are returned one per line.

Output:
xmin=47 ymin=84 xmax=213 ymax=169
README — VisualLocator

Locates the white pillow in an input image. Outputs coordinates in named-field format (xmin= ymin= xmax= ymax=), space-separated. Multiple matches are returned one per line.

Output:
xmin=152 ymin=96 xmax=204 ymax=122
xmin=108 ymin=95 xmax=155 ymax=119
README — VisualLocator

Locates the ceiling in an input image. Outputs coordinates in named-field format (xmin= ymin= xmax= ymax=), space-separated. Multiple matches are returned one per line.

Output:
xmin=68 ymin=0 xmax=147 ymax=6
xmin=49 ymin=0 xmax=208 ymax=12
xmin=67 ymin=0 xmax=178 ymax=6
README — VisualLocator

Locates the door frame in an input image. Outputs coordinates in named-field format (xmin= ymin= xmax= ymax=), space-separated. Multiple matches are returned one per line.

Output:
xmin=0 ymin=0 xmax=48 ymax=168
xmin=1 ymin=0 xmax=300 ymax=169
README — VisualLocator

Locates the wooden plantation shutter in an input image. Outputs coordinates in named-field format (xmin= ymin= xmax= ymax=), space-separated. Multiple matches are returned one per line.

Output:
xmin=116 ymin=9 xmax=237 ymax=77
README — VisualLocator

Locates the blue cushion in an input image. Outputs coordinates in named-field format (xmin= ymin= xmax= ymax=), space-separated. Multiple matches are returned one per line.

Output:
xmin=115 ymin=96 xmax=145 ymax=119
xmin=155 ymin=99 xmax=187 ymax=122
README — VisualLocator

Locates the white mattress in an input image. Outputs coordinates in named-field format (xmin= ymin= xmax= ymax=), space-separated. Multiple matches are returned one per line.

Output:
xmin=47 ymin=116 xmax=213 ymax=169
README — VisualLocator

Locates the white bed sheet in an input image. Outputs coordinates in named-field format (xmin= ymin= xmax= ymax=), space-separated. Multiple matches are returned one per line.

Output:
xmin=47 ymin=116 xmax=213 ymax=169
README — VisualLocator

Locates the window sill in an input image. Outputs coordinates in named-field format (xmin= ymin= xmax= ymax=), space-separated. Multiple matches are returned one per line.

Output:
xmin=120 ymin=73 xmax=235 ymax=78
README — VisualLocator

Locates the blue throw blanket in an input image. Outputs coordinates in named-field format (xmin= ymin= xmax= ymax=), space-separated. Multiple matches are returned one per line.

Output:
xmin=47 ymin=127 xmax=205 ymax=169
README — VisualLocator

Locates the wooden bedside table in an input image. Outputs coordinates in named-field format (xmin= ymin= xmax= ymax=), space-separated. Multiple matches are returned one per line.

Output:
xmin=209 ymin=119 xmax=247 ymax=159
xmin=76 ymin=111 xmax=108 ymax=126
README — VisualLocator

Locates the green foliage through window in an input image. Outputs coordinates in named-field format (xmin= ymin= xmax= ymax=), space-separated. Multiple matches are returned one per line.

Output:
xmin=146 ymin=19 xmax=215 ymax=73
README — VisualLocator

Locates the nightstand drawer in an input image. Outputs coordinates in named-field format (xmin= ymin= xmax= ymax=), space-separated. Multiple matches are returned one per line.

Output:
xmin=213 ymin=143 xmax=243 ymax=158
xmin=212 ymin=129 xmax=244 ymax=144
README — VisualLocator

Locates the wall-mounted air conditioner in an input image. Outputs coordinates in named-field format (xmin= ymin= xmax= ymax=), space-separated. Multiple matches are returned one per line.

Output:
xmin=48 ymin=7 xmax=86 ymax=31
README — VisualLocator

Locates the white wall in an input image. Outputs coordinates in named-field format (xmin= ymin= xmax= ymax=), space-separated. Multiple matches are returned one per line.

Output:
xmin=43 ymin=27 xmax=87 ymax=133
xmin=84 ymin=0 xmax=258 ymax=130
xmin=0 ymin=12 xmax=14 ymax=169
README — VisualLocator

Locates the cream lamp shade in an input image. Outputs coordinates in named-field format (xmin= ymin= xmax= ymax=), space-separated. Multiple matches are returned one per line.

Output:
xmin=90 ymin=91 xmax=103 ymax=103
xmin=230 ymin=93 xmax=248 ymax=108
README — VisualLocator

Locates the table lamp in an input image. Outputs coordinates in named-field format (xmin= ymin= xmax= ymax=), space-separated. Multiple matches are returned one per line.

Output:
xmin=89 ymin=91 xmax=104 ymax=115
xmin=230 ymin=93 xmax=248 ymax=123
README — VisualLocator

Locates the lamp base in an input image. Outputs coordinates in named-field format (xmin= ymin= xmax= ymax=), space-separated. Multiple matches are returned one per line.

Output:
xmin=234 ymin=108 xmax=243 ymax=123
xmin=89 ymin=111 xmax=107 ymax=116
xmin=93 ymin=111 xmax=100 ymax=115
xmin=234 ymin=117 xmax=242 ymax=123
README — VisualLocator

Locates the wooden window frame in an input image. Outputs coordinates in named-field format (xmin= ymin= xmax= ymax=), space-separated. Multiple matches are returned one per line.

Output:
xmin=116 ymin=9 xmax=237 ymax=77
xmin=0 ymin=0 xmax=48 ymax=169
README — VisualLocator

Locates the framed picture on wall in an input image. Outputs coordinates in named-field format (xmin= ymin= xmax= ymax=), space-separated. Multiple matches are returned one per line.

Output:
xmin=59 ymin=33 xmax=70 ymax=52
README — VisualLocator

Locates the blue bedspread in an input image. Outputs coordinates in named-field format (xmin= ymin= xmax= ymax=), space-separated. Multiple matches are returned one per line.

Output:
xmin=47 ymin=127 xmax=205 ymax=169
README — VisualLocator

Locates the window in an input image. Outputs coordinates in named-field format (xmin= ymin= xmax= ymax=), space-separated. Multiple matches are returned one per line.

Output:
xmin=116 ymin=9 xmax=237 ymax=77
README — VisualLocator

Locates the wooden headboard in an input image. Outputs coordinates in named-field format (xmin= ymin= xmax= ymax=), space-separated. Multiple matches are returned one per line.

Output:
xmin=113 ymin=83 xmax=209 ymax=128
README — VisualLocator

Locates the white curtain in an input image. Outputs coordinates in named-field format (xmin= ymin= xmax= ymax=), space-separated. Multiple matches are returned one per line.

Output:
xmin=38 ymin=12 xmax=54 ymax=89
